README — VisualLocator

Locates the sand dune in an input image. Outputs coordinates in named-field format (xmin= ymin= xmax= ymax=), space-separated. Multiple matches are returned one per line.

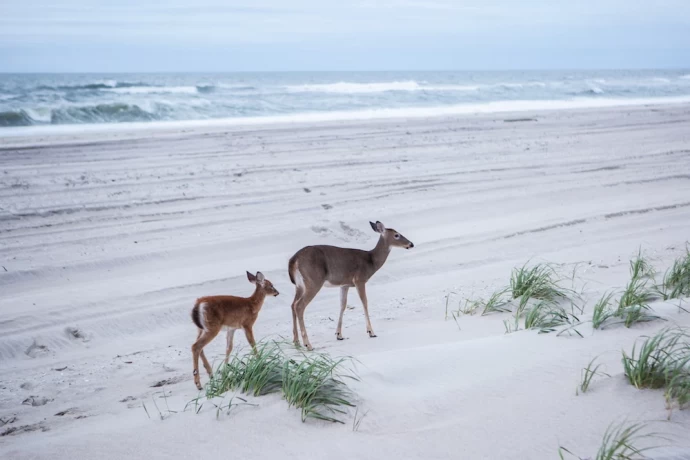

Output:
xmin=1 ymin=104 xmax=690 ymax=458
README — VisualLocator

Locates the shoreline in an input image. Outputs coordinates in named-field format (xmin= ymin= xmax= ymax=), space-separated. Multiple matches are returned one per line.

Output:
xmin=2 ymin=95 xmax=690 ymax=144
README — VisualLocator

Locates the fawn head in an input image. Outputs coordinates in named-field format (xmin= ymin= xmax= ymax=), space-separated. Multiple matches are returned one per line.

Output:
xmin=370 ymin=221 xmax=414 ymax=249
xmin=246 ymin=271 xmax=279 ymax=296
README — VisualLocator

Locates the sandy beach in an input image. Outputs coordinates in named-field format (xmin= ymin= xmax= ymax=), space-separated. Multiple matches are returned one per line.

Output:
xmin=1 ymin=102 xmax=690 ymax=459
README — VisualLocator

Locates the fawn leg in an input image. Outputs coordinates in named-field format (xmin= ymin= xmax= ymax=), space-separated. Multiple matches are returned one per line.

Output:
xmin=191 ymin=328 xmax=219 ymax=390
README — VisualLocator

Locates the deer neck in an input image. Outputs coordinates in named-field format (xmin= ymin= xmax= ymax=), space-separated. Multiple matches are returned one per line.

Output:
xmin=369 ymin=235 xmax=391 ymax=273
xmin=248 ymin=287 xmax=267 ymax=313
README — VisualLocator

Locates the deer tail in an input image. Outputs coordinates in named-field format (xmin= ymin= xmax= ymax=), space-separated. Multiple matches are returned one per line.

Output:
xmin=191 ymin=299 xmax=204 ymax=330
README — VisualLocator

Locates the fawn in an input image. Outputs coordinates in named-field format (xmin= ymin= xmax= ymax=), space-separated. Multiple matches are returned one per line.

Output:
xmin=190 ymin=271 xmax=279 ymax=390
xmin=288 ymin=221 xmax=413 ymax=350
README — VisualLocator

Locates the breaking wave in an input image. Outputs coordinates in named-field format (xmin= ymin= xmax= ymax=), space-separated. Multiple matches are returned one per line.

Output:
xmin=0 ymin=104 xmax=162 ymax=126
xmin=104 ymin=86 xmax=198 ymax=95
xmin=287 ymin=81 xmax=424 ymax=93
xmin=2 ymin=71 xmax=689 ymax=130
xmin=0 ymin=110 xmax=35 ymax=127
xmin=285 ymin=80 xmax=554 ymax=93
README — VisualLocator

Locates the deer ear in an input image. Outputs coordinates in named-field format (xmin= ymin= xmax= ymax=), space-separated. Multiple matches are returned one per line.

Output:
xmin=247 ymin=271 xmax=256 ymax=284
xmin=370 ymin=221 xmax=383 ymax=233
xmin=255 ymin=271 xmax=265 ymax=284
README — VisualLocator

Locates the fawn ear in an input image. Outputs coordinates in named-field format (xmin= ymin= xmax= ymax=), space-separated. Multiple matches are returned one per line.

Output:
xmin=370 ymin=221 xmax=385 ymax=233
xmin=255 ymin=271 xmax=265 ymax=284
xmin=247 ymin=271 xmax=257 ymax=284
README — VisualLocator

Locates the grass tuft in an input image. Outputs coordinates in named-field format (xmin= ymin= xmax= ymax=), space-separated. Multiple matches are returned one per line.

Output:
xmin=523 ymin=300 xmax=577 ymax=334
xmin=479 ymin=288 xmax=512 ymax=316
xmin=510 ymin=263 xmax=568 ymax=302
xmin=282 ymin=352 xmax=357 ymax=423
xmin=615 ymin=277 xmax=660 ymax=328
xmin=202 ymin=341 xmax=358 ymax=423
xmin=618 ymin=277 xmax=654 ymax=311
xmin=577 ymin=356 xmax=610 ymax=395
xmin=559 ymin=421 xmax=663 ymax=460
xmin=593 ymin=422 xmax=661 ymax=460
xmin=205 ymin=341 xmax=284 ymax=398
xmin=629 ymin=248 xmax=655 ymax=280
xmin=592 ymin=292 xmax=617 ymax=330
xmin=656 ymin=247 xmax=690 ymax=300
xmin=622 ymin=327 xmax=690 ymax=417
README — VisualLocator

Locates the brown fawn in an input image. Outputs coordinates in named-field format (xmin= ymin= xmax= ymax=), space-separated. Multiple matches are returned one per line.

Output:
xmin=190 ymin=271 xmax=279 ymax=390
xmin=288 ymin=221 xmax=413 ymax=350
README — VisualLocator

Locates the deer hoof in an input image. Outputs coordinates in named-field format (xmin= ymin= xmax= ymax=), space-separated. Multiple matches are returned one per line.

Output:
xmin=367 ymin=331 xmax=377 ymax=338
xmin=336 ymin=334 xmax=344 ymax=341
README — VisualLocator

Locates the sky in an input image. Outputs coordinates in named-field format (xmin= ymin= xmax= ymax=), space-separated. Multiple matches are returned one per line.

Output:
xmin=1 ymin=0 xmax=689 ymax=72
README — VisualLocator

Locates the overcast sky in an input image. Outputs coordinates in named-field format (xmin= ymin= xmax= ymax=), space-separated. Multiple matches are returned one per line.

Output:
xmin=1 ymin=0 xmax=689 ymax=72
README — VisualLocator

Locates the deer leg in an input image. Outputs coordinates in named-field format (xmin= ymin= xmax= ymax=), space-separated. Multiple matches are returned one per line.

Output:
xmin=199 ymin=349 xmax=213 ymax=376
xmin=243 ymin=326 xmax=257 ymax=353
xmin=223 ymin=328 xmax=237 ymax=365
xmin=193 ymin=329 xmax=213 ymax=376
xmin=355 ymin=282 xmax=376 ymax=338
xmin=335 ymin=286 xmax=349 ymax=340
xmin=192 ymin=328 xmax=219 ymax=390
xmin=296 ymin=284 xmax=322 ymax=351
xmin=290 ymin=288 xmax=303 ymax=346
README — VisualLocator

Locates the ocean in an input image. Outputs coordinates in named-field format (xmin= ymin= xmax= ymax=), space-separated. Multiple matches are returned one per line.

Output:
xmin=1 ymin=70 xmax=690 ymax=132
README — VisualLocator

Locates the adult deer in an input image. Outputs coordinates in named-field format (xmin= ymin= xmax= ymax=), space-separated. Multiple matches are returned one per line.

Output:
xmin=288 ymin=221 xmax=413 ymax=350
xmin=190 ymin=271 xmax=279 ymax=390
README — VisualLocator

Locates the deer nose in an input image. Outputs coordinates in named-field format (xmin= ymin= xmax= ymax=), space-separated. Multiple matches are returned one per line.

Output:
xmin=408 ymin=242 xmax=414 ymax=249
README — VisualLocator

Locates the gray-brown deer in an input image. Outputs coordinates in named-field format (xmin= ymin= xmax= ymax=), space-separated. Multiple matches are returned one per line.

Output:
xmin=288 ymin=221 xmax=413 ymax=350
xmin=190 ymin=271 xmax=279 ymax=390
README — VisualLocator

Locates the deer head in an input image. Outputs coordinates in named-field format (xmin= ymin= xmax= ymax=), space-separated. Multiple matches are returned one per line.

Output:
xmin=369 ymin=221 xmax=414 ymax=249
xmin=246 ymin=271 xmax=279 ymax=296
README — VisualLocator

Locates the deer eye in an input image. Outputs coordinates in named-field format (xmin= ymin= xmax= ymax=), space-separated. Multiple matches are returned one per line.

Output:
xmin=394 ymin=234 xmax=400 ymax=240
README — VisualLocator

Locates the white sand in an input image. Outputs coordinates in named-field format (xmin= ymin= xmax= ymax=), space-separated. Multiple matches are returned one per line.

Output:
xmin=1 ymin=103 xmax=690 ymax=459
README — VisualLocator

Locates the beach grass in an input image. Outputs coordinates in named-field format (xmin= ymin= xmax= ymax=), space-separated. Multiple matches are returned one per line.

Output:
xmin=282 ymin=352 xmax=357 ymax=423
xmin=577 ymin=356 xmax=610 ymax=395
xmin=629 ymin=248 xmax=655 ymax=280
xmin=592 ymin=292 xmax=617 ymax=330
xmin=559 ymin=421 xmax=662 ymax=460
xmin=201 ymin=341 xmax=358 ymax=423
xmin=622 ymin=328 xmax=690 ymax=416
xmin=510 ymin=263 xmax=568 ymax=302
xmin=479 ymin=287 xmax=512 ymax=316
xmin=656 ymin=247 xmax=690 ymax=300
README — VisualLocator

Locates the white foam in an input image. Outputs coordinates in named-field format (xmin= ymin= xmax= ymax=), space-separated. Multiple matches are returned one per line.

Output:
xmin=24 ymin=108 xmax=51 ymax=123
xmin=498 ymin=82 xmax=547 ymax=89
xmin=104 ymin=86 xmax=199 ymax=95
xmin=3 ymin=95 xmax=690 ymax=138
xmin=98 ymin=80 xmax=118 ymax=88
xmin=286 ymin=80 xmax=546 ymax=93
xmin=287 ymin=80 xmax=423 ymax=93
xmin=587 ymin=84 xmax=605 ymax=94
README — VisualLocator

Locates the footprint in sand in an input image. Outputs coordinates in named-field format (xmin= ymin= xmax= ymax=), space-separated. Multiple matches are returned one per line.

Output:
xmin=150 ymin=375 xmax=185 ymax=388
xmin=1 ymin=422 xmax=49 ymax=437
xmin=25 ymin=341 xmax=51 ymax=359
xmin=65 ymin=327 xmax=90 ymax=342
xmin=22 ymin=396 xmax=52 ymax=407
